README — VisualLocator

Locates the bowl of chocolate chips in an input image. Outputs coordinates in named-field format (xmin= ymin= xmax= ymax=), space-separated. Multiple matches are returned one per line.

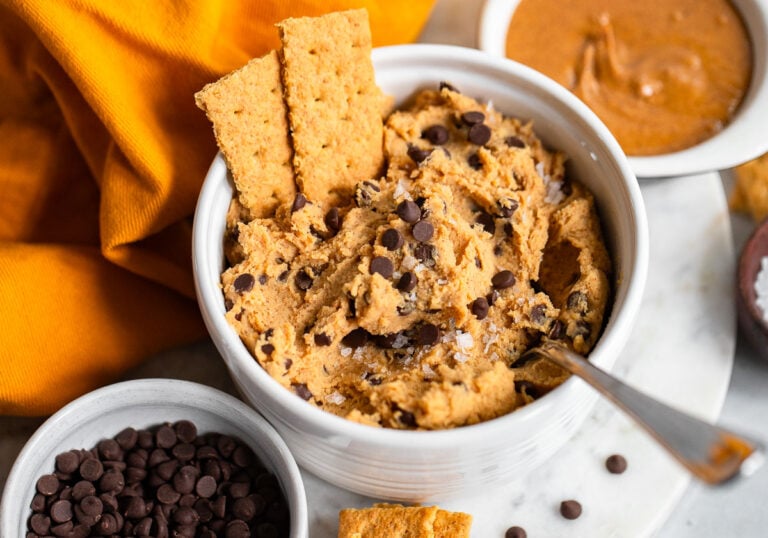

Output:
xmin=192 ymin=26 xmax=648 ymax=501
xmin=0 ymin=379 xmax=308 ymax=538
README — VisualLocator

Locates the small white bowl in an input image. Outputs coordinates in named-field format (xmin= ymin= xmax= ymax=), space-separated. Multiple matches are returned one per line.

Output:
xmin=0 ymin=379 xmax=308 ymax=538
xmin=193 ymin=44 xmax=648 ymax=501
xmin=478 ymin=0 xmax=768 ymax=178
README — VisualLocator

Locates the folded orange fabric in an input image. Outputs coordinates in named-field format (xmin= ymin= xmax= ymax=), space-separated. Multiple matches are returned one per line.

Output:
xmin=0 ymin=0 xmax=434 ymax=416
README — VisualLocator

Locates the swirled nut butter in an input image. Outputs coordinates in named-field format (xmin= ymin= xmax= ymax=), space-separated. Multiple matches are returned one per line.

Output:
xmin=505 ymin=0 xmax=752 ymax=156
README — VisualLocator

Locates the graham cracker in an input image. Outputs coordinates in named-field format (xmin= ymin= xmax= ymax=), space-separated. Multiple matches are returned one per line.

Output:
xmin=278 ymin=9 xmax=385 ymax=208
xmin=195 ymin=50 xmax=296 ymax=219
xmin=338 ymin=504 xmax=472 ymax=538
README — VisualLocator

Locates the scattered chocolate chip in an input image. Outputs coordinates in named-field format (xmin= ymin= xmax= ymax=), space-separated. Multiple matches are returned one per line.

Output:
xmin=397 ymin=408 xmax=417 ymax=427
xmin=498 ymin=198 xmax=519 ymax=217
xmin=505 ymin=525 xmax=527 ymax=538
xmin=492 ymin=270 xmax=516 ymax=289
xmin=295 ymin=269 xmax=314 ymax=291
xmin=381 ymin=228 xmax=404 ymax=250
xmin=397 ymin=271 xmax=418 ymax=292
xmin=549 ymin=319 xmax=566 ymax=340
xmin=342 ymin=328 xmax=369 ymax=348
xmin=505 ymin=135 xmax=526 ymax=148
xmin=486 ymin=289 xmax=500 ymax=305
xmin=503 ymin=221 xmax=514 ymax=237
xmin=233 ymin=273 xmax=255 ymax=294
xmin=468 ymin=122 xmax=491 ymax=145
xmin=290 ymin=193 xmax=307 ymax=213
xmin=258 ymin=274 xmax=268 ymax=286
xmin=413 ymin=243 xmax=436 ymax=264
xmin=373 ymin=333 xmax=400 ymax=349
xmin=493 ymin=244 xmax=504 ymax=256
xmin=476 ymin=212 xmax=495 ymax=235
xmin=370 ymin=256 xmax=394 ymax=278
xmin=417 ymin=323 xmax=441 ymax=346
xmin=470 ymin=297 xmax=489 ymax=320
xmin=467 ymin=152 xmax=483 ymax=170
xmin=314 ymin=333 xmax=332 ymax=346
xmin=324 ymin=207 xmax=341 ymax=234
xmin=605 ymin=454 xmax=628 ymax=474
xmin=260 ymin=343 xmax=275 ymax=356
xmin=421 ymin=124 xmax=449 ymax=145
xmin=277 ymin=270 xmax=289 ymax=283
xmin=567 ymin=290 xmax=588 ymax=313
xmin=396 ymin=200 xmax=421 ymax=223
xmin=407 ymin=144 xmax=432 ymax=164
xmin=412 ymin=220 xmax=434 ymax=242
xmin=531 ymin=304 xmax=547 ymax=324
xmin=560 ymin=499 xmax=582 ymax=520
xmin=461 ymin=110 xmax=485 ymax=125
xmin=291 ymin=383 xmax=312 ymax=401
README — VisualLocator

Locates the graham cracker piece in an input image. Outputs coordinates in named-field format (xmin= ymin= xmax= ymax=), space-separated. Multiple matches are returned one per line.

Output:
xmin=278 ymin=9 xmax=385 ymax=208
xmin=338 ymin=504 xmax=472 ymax=538
xmin=195 ymin=50 xmax=296 ymax=219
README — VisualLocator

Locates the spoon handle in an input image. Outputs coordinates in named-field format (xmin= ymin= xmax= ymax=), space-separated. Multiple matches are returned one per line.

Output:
xmin=532 ymin=341 xmax=765 ymax=485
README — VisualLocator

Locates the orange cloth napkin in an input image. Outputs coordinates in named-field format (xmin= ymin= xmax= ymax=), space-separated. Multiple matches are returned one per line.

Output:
xmin=0 ymin=0 xmax=434 ymax=416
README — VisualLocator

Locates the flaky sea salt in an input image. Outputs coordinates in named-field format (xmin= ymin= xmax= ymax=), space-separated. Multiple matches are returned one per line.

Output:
xmin=325 ymin=391 xmax=346 ymax=405
xmin=755 ymin=256 xmax=768 ymax=322
xmin=455 ymin=331 xmax=474 ymax=351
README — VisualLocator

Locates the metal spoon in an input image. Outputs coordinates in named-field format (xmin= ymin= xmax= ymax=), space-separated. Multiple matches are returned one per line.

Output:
xmin=521 ymin=341 xmax=765 ymax=485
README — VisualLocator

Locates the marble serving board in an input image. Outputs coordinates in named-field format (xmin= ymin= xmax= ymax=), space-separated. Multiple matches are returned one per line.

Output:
xmin=302 ymin=171 xmax=736 ymax=537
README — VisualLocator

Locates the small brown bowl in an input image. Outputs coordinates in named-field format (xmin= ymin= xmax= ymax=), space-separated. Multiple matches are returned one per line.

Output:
xmin=738 ymin=217 xmax=768 ymax=360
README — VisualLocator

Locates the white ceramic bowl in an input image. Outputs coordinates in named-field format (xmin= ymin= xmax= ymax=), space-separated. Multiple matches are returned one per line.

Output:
xmin=193 ymin=44 xmax=648 ymax=501
xmin=478 ymin=0 xmax=768 ymax=178
xmin=0 ymin=379 xmax=308 ymax=538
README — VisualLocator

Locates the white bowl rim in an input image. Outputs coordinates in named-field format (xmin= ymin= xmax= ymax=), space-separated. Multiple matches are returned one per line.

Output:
xmin=192 ymin=43 xmax=649 ymax=449
xmin=477 ymin=0 xmax=768 ymax=178
xmin=0 ymin=378 xmax=308 ymax=538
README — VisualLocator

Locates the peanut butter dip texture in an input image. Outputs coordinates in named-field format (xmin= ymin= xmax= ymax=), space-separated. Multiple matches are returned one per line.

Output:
xmin=198 ymin=10 xmax=612 ymax=430
xmin=505 ymin=0 xmax=751 ymax=156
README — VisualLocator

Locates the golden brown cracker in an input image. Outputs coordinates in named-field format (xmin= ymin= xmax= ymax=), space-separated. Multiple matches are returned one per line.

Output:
xmin=195 ymin=50 xmax=296 ymax=219
xmin=338 ymin=504 xmax=440 ymax=537
xmin=433 ymin=509 xmax=473 ymax=537
xmin=731 ymin=153 xmax=768 ymax=222
xmin=278 ymin=9 xmax=385 ymax=208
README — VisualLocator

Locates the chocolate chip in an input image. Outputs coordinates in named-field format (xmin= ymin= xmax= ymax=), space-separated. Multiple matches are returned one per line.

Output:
xmin=295 ymin=269 xmax=313 ymax=291
xmin=324 ymin=207 xmax=341 ymax=234
xmin=492 ymin=270 xmax=516 ymax=289
xmin=471 ymin=297 xmax=489 ymax=320
xmin=55 ymin=451 xmax=80 ymax=474
xmin=291 ymin=383 xmax=312 ymax=401
xmin=397 ymin=408 xmax=417 ymax=427
xmin=407 ymin=144 xmax=432 ymax=164
xmin=417 ymin=323 xmax=441 ymax=346
xmin=29 ymin=513 xmax=51 ymax=535
xmin=157 ymin=483 xmax=181 ymax=505
xmin=370 ymin=256 xmax=394 ymax=278
xmin=314 ymin=333 xmax=332 ymax=346
xmin=260 ymin=343 xmax=275 ymax=356
xmin=468 ymin=123 xmax=491 ymax=145
xmin=115 ymin=428 xmax=138 ymax=451
xmin=493 ymin=244 xmax=503 ymax=256
xmin=573 ymin=321 xmax=592 ymax=338
xmin=461 ymin=110 xmax=485 ymax=125
xmin=503 ymin=221 xmax=514 ymax=237
xmin=412 ymin=220 xmax=434 ymax=242
xmin=226 ymin=519 xmax=251 ymax=538
xmin=174 ymin=420 xmax=197 ymax=444
xmin=196 ymin=475 xmax=218 ymax=498
xmin=567 ymin=290 xmax=588 ymax=312
xmin=397 ymin=271 xmax=418 ymax=292
xmin=505 ymin=135 xmax=526 ymax=148
xmin=413 ymin=243 xmax=436 ymax=264
xmin=505 ymin=526 xmax=527 ymax=538
xmin=277 ymin=270 xmax=289 ymax=282
xmin=78 ymin=459 xmax=103 ymax=482
xmin=605 ymin=454 xmax=628 ymax=474
xmin=233 ymin=273 xmax=255 ymax=294
xmin=396 ymin=200 xmax=421 ymax=223
xmin=381 ymin=228 xmax=404 ymax=250
xmin=476 ymin=212 xmax=495 ymax=235
xmin=560 ymin=499 xmax=582 ymax=519
xmin=155 ymin=424 xmax=177 ymax=449
xmin=531 ymin=304 xmax=547 ymax=324
xmin=549 ymin=320 xmax=566 ymax=340
xmin=421 ymin=124 xmax=449 ymax=145
xmin=290 ymin=193 xmax=307 ymax=212
xmin=37 ymin=474 xmax=59 ymax=495
xmin=498 ymin=198 xmax=519 ymax=217
xmin=342 ymin=328 xmax=369 ymax=348
xmin=467 ymin=152 xmax=483 ymax=170
xmin=49 ymin=499 xmax=73 ymax=523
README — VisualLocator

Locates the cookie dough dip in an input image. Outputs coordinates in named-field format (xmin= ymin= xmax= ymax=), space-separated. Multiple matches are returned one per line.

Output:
xmin=505 ymin=0 xmax=752 ymax=156
xmin=197 ymin=10 xmax=612 ymax=431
